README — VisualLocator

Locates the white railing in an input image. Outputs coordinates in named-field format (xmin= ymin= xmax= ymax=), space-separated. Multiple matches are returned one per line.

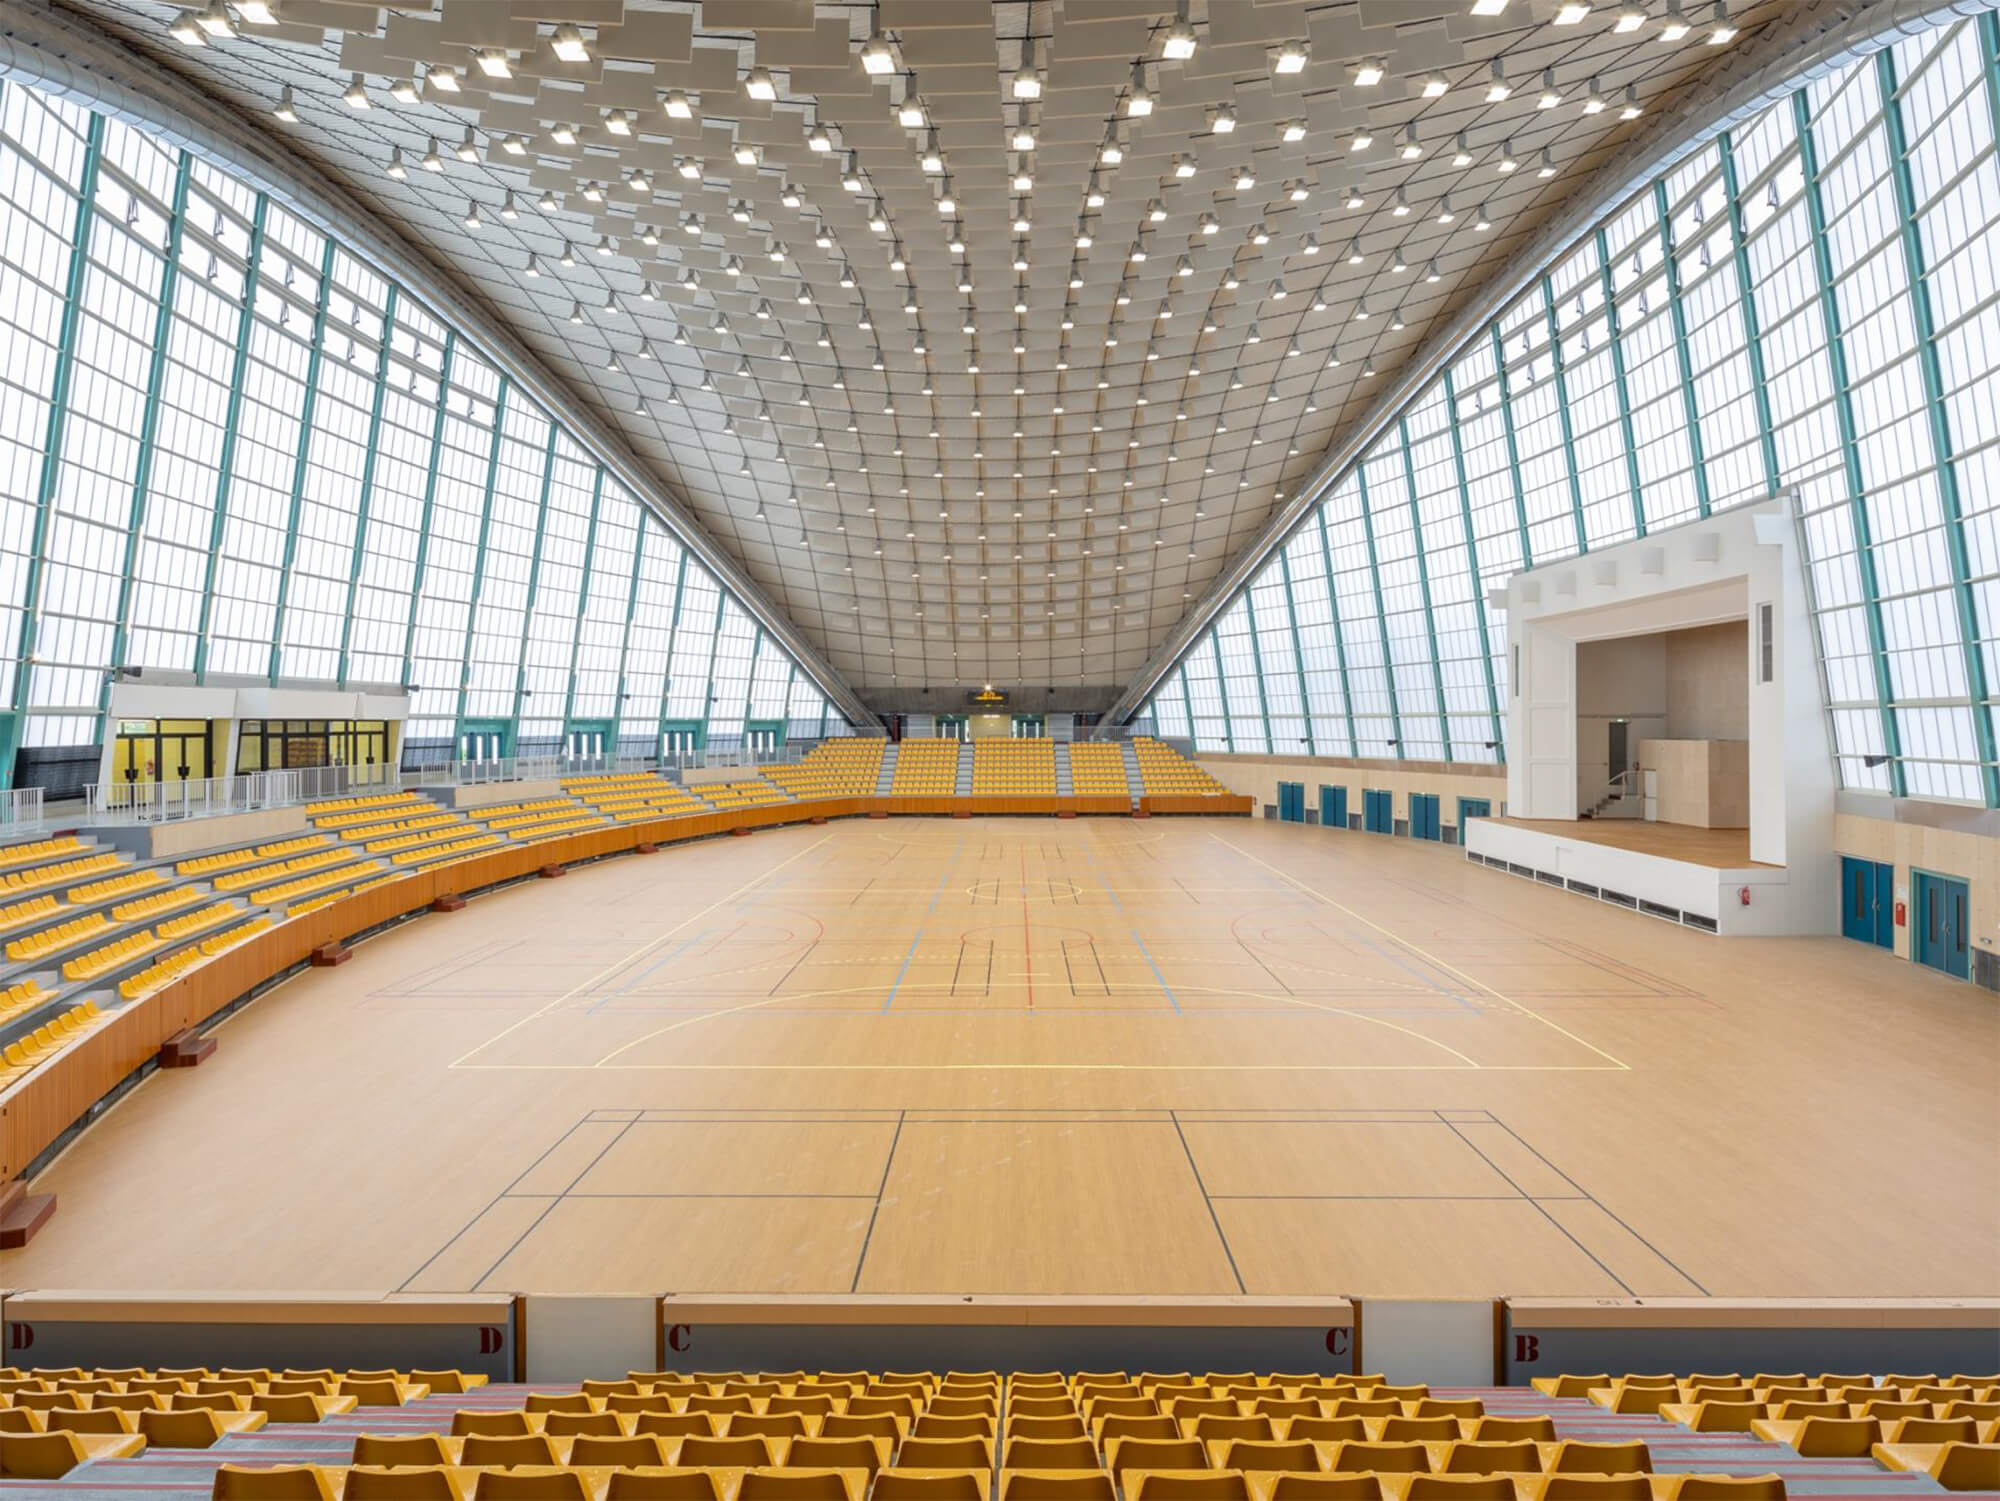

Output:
xmin=1587 ymin=767 xmax=1645 ymax=819
xmin=85 ymin=764 xmax=394 ymax=823
xmin=662 ymin=745 xmax=803 ymax=773
xmin=0 ymin=787 xmax=44 ymax=829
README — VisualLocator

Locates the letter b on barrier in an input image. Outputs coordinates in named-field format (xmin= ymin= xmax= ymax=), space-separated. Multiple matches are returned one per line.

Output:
xmin=1514 ymin=1334 xmax=1539 ymax=1365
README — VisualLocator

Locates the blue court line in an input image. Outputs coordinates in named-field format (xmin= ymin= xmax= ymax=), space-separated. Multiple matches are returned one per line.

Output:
xmin=1084 ymin=841 xmax=1181 ymax=1013
xmin=883 ymin=838 xmax=960 ymax=1012
xmin=586 ymin=934 xmax=706 ymax=1014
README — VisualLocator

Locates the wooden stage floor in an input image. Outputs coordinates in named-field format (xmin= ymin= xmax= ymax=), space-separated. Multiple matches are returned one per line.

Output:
xmin=16 ymin=819 xmax=1995 ymax=1299
xmin=1485 ymin=818 xmax=1769 ymax=868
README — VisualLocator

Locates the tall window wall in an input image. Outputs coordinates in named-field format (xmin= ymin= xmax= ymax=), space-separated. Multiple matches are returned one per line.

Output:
xmin=0 ymin=79 xmax=839 ymax=772
xmin=1145 ymin=16 xmax=2000 ymax=808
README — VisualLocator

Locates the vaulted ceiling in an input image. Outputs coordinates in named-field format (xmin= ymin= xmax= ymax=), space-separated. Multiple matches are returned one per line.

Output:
xmin=67 ymin=0 xmax=1794 ymax=707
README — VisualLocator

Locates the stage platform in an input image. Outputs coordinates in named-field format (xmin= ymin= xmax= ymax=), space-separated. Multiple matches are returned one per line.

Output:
xmin=1465 ymin=816 xmax=1811 ymax=936
xmin=1485 ymin=818 xmax=1770 ymax=870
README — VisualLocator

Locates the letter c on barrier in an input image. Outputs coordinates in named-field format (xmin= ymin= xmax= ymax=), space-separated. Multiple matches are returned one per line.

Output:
xmin=667 ymin=1324 xmax=692 ymax=1353
xmin=1324 ymin=1328 xmax=1349 ymax=1356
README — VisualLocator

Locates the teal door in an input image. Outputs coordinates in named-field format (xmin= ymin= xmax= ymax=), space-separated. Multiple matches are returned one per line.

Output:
xmin=1458 ymin=797 xmax=1491 ymax=829
xmin=1363 ymin=789 xmax=1393 ymax=834
xmin=457 ymin=718 xmax=514 ymax=762
xmin=660 ymin=719 xmax=706 ymax=762
xmin=1840 ymin=857 xmax=1895 ymax=950
xmin=1277 ymin=781 xmax=1305 ymax=823
xmin=1913 ymin=871 xmax=1970 ymax=980
xmin=1320 ymin=785 xmax=1348 ymax=831
xmin=1410 ymin=793 xmax=1441 ymax=841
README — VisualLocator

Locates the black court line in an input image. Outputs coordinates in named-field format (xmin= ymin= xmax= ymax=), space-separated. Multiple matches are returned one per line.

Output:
xmin=1171 ymin=1108 xmax=1247 ymax=1295
xmin=1200 ymin=1200 xmax=1592 ymax=1208
xmin=1437 ymin=1113 xmax=1634 ymax=1297
xmin=1488 ymin=1117 xmax=1711 ymax=1295
xmin=849 ymin=1108 xmax=908 ymax=1293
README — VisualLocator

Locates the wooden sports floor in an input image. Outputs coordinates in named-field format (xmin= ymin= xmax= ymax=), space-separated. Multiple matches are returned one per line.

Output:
xmin=14 ymin=818 xmax=1998 ymax=1299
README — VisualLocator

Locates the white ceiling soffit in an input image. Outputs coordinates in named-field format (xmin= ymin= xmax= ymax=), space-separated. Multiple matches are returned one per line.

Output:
xmin=1104 ymin=0 xmax=2000 ymax=727
xmin=20 ymin=0 xmax=1833 ymax=699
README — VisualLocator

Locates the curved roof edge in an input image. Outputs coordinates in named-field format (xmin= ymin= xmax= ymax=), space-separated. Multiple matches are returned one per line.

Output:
xmin=0 ymin=2 xmax=877 ymax=730
xmin=1103 ymin=0 xmax=2000 ymax=730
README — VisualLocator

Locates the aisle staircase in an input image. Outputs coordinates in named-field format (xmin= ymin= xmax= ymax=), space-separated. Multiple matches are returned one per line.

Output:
xmin=953 ymin=742 xmax=973 ymax=794
xmin=1053 ymin=743 xmax=1073 ymax=794
xmin=1121 ymin=739 xmax=1144 ymax=797
xmin=873 ymin=745 xmax=897 ymax=793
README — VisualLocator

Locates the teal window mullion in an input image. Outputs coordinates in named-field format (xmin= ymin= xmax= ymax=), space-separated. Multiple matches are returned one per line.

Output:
xmin=194 ymin=192 xmax=268 ymax=683
xmin=1594 ymin=227 xmax=1650 ymax=539
xmin=1354 ymin=463 xmax=1404 ymax=759
xmin=1209 ymin=629 xmax=1234 ymax=752
xmin=1795 ymin=90 xmax=1905 ymax=797
xmin=1487 ymin=324 xmax=1535 ymax=570
xmin=1717 ymin=134 xmax=1782 ymax=499
xmin=1397 ymin=417 xmax=1451 ymax=762
xmin=1239 ymin=587 xmax=1274 ymax=751
xmin=1178 ymin=666 xmax=1196 ymax=748
xmin=266 ymin=234 xmax=339 ymax=684
xmin=742 ymin=628 xmax=764 ymax=732
xmin=102 ymin=147 xmax=191 ymax=740
xmin=1313 ymin=508 xmax=1358 ymax=757
xmin=398 ymin=328 xmax=457 ymax=685
xmin=1540 ymin=278 xmax=1591 ymax=557
xmin=1276 ymin=548 xmax=1315 ymax=756
xmin=1441 ymin=370 xmax=1504 ymax=758
xmin=1878 ymin=46 xmax=1998 ymax=807
xmin=561 ymin=467 xmax=606 ymax=734
xmin=452 ymin=378 xmax=511 ymax=737
xmin=1653 ymin=179 xmax=1714 ymax=520
xmin=699 ymin=585 xmax=726 ymax=737
xmin=510 ymin=421 xmax=561 ymax=730
xmin=336 ymin=282 xmax=399 ymax=689
xmin=13 ymin=111 xmax=104 ymax=724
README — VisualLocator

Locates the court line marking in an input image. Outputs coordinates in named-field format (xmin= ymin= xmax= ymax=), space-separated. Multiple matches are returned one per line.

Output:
xmin=1209 ymin=834 xmax=1631 ymax=1071
xmin=448 ymin=831 xmax=834 ymax=1068
xmin=885 ymin=840 xmax=960 ymax=1012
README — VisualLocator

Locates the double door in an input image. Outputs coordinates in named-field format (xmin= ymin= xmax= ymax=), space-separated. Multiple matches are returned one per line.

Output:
xmin=1277 ymin=782 xmax=1306 ymax=823
xmin=1913 ymin=870 xmax=1970 ymax=980
xmin=1839 ymin=857 xmax=1895 ymax=950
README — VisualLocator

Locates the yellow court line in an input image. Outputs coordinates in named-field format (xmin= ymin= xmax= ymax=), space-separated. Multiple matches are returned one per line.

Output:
xmin=1208 ymin=833 xmax=1631 ymax=1071
xmin=446 ymin=830 xmax=834 ymax=1068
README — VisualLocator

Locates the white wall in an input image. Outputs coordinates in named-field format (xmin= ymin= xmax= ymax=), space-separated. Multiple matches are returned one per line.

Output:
xmin=1499 ymin=500 xmax=1839 ymax=934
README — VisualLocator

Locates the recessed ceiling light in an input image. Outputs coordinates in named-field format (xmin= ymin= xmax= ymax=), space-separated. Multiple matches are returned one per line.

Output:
xmin=1273 ymin=40 xmax=1309 ymax=73
xmin=551 ymin=23 xmax=591 ymax=61
xmin=475 ymin=48 xmax=511 ymax=78
xmin=744 ymin=65 xmax=778 ymax=100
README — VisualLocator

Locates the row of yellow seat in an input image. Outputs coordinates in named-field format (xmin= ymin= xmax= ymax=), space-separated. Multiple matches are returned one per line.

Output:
xmin=345 ymin=814 xmax=460 ymax=844
xmin=61 ymin=927 xmax=161 ymax=982
xmin=697 ymin=780 xmax=791 ymax=809
xmin=307 ymin=791 xmax=426 ymax=818
xmin=249 ymin=858 xmax=374 ymax=907
xmin=0 ymin=852 xmax=122 ymax=895
xmin=0 ymin=835 xmax=85 ymax=872
xmin=7 ymin=911 xmax=110 ymax=963
xmin=178 ymin=835 xmax=329 ymax=877
xmin=312 ymin=794 xmax=433 ymax=830
xmin=0 ymin=1001 xmax=104 ymax=1085
xmin=766 ymin=741 xmax=887 ymax=798
xmin=394 ymin=833 xmax=503 ymax=866
xmin=0 ymin=891 xmax=60 ymax=933
xmin=0 ymin=977 xmax=50 ymax=1028
xmin=214 ymin=848 xmax=354 ymax=893
xmin=111 ymin=886 xmax=202 ymax=924
xmin=971 ymin=741 xmax=1056 ymax=795
xmin=70 ymin=868 xmax=165 ymax=905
